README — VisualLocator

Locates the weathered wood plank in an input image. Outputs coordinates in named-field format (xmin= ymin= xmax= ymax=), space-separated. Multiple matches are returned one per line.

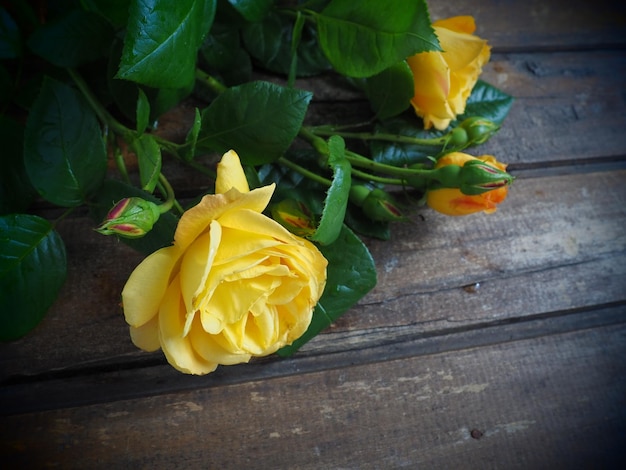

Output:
xmin=429 ymin=0 xmax=626 ymax=51
xmin=2 ymin=323 xmax=625 ymax=469
xmin=1 ymin=170 xmax=624 ymax=382
xmin=298 ymin=50 xmax=626 ymax=167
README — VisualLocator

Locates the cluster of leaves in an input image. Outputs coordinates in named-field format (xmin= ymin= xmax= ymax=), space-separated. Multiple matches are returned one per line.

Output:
xmin=0 ymin=0 xmax=512 ymax=350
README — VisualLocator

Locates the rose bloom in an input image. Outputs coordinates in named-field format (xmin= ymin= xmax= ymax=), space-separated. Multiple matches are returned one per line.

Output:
xmin=427 ymin=152 xmax=509 ymax=216
xmin=407 ymin=16 xmax=491 ymax=130
xmin=122 ymin=150 xmax=328 ymax=374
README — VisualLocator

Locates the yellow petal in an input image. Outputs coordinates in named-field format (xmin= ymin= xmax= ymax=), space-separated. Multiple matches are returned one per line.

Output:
xmin=189 ymin=323 xmax=251 ymax=365
xmin=407 ymin=51 xmax=455 ymax=128
xmin=122 ymin=245 xmax=181 ymax=328
xmin=434 ymin=16 xmax=476 ymax=35
xmin=215 ymin=150 xmax=250 ymax=194
xmin=159 ymin=274 xmax=217 ymax=375
xmin=129 ymin=316 xmax=160 ymax=352
xmin=436 ymin=26 xmax=487 ymax=72
xmin=212 ymin=223 xmax=282 ymax=265
xmin=174 ymin=185 xmax=275 ymax=251
xmin=218 ymin=207 xmax=299 ymax=245
xmin=179 ymin=223 xmax=221 ymax=324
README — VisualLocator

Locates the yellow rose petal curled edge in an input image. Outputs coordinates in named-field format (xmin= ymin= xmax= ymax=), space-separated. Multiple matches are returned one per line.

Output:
xmin=407 ymin=16 xmax=491 ymax=130
xmin=122 ymin=150 xmax=328 ymax=375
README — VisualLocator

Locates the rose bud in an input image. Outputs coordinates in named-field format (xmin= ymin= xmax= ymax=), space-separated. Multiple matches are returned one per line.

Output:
xmin=458 ymin=117 xmax=500 ymax=145
xmin=271 ymin=199 xmax=317 ymax=237
xmin=96 ymin=197 xmax=161 ymax=238
xmin=350 ymin=185 xmax=404 ymax=222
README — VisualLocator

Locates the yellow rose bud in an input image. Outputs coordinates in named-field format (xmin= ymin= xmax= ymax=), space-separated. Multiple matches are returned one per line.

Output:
xmin=407 ymin=16 xmax=491 ymax=130
xmin=121 ymin=150 xmax=328 ymax=375
xmin=426 ymin=152 xmax=509 ymax=216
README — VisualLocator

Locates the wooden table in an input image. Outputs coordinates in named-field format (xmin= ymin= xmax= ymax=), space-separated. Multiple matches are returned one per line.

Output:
xmin=2 ymin=0 xmax=626 ymax=468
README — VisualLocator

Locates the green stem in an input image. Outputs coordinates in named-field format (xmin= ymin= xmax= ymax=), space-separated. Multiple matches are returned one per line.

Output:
xmin=350 ymin=168 xmax=404 ymax=185
xmin=157 ymin=173 xmax=178 ymax=214
xmin=196 ymin=68 xmax=227 ymax=95
xmin=52 ymin=207 xmax=76 ymax=228
xmin=309 ymin=126 xmax=448 ymax=146
xmin=278 ymin=157 xmax=332 ymax=187
xmin=68 ymin=69 xmax=133 ymax=140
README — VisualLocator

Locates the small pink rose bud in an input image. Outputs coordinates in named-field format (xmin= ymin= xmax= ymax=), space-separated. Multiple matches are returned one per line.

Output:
xmin=96 ymin=197 xmax=161 ymax=238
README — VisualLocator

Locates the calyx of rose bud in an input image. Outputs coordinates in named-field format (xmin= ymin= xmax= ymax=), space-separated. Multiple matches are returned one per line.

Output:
xmin=96 ymin=197 xmax=161 ymax=238
xmin=458 ymin=159 xmax=514 ymax=195
xmin=271 ymin=199 xmax=317 ymax=237
xmin=350 ymin=185 xmax=404 ymax=222
xmin=458 ymin=117 xmax=500 ymax=145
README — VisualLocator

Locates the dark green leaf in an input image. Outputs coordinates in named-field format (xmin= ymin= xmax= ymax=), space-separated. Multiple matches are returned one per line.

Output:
xmin=241 ymin=11 xmax=330 ymax=77
xmin=132 ymin=134 xmax=162 ymax=192
xmin=0 ymin=214 xmax=67 ymax=341
xmin=315 ymin=0 xmax=439 ymax=78
xmin=90 ymin=179 xmax=178 ymax=255
xmin=460 ymin=80 xmax=514 ymax=125
xmin=117 ymin=0 xmax=216 ymax=88
xmin=199 ymin=23 xmax=252 ymax=86
xmin=109 ymin=37 xmax=195 ymax=122
xmin=364 ymin=61 xmax=414 ymax=120
xmin=344 ymin=203 xmax=390 ymax=240
xmin=24 ymin=77 xmax=107 ymax=207
xmin=277 ymin=224 xmax=377 ymax=356
xmin=182 ymin=108 xmax=202 ymax=161
xmin=370 ymin=116 xmax=444 ymax=166
xmin=82 ymin=0 xmax=131 ymax=28
xmin=0 ymin=6 xmax=21 ymax=59
xmin=27 ymin=9 xmax=114 ymax=67
xmin=136 ymin=88 xmax=150 ymax=134
xmin=197 ymin=81 xmax=312 ymax=165
xmin=310 ymin=136 xmax=351 ymax=245
xmin=0 ymin=116 xmax=36 ymax=214
xmin=227 ymin=0 xmax=272 ymax=22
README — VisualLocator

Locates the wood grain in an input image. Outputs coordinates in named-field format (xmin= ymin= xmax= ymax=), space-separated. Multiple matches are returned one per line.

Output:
xmin=2 ymin=0 xmax=626 ymax=467
xmin=2 ymin=324 xmax=625 ymax=469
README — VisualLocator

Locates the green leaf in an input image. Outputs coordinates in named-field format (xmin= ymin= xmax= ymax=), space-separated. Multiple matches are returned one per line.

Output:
xmin=117 ymin=0 xmax=216 ymax=89
xmin=315 ymin=0 xmax=439 ymax=78
xmin=0 ymin=214 xmax=67 ymax=341
xmin=0 ymin=116 xmax=36 ymax=214
xmin=370 ymin=116 xmax=444 ymax=167
xmin=277 ymin=224 xmax=377 ymax=356
xmin=371 ymin=80 xmax=514 ymax=166
xmin=0 ymin=6 xmax=21 ymax=59
xmin=197 ymin=81 xmax=312 ymax=165
xmin=90 ymin=179 xmax=178 ymax=255
xmin=364 ymin=61 xmax=414 ymax=120
xmin=136 ymin=88 xmax=151 ymax=134
xmin=24 ymin=77 xmax=107 ymax=207
xmin=132 ymin=134 xmax=162 ymax=192
xmin=227 ymin=0 xmax=272 ymax=22
xmin=82 ymin=0 xmax=131 ymax=28
xmin=182 ymin=108 xmax=202 ymax=161
xmin=460 ymin=80 xmax=514 ymax=125
xmin=310 ymin=136 xmax=351 ymax=245
xmin=242 ymin=11 xmax=330 ymax=77
xmin=27 ymin=9 xmax=114 ymax=67
xmin=199 ymin=22 xmax=252 ymax=85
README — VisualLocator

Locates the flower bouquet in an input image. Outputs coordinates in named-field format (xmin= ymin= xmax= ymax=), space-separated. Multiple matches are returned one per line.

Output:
xmin=0 ymin=0 xmax=514 ymax=374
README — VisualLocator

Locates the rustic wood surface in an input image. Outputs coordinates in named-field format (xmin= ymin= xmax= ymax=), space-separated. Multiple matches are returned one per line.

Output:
xmin=2 ymin=0 xmax=626 ymax=468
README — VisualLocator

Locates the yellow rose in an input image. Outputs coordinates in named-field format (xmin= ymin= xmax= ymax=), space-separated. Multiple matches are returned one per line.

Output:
xmin=407 ymin=16 xmax=491 ymax=130
xmin=427 ymin=152 xmax=509 ymax=216
xmin=122 ymin=150 xmax=328 ymax=375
